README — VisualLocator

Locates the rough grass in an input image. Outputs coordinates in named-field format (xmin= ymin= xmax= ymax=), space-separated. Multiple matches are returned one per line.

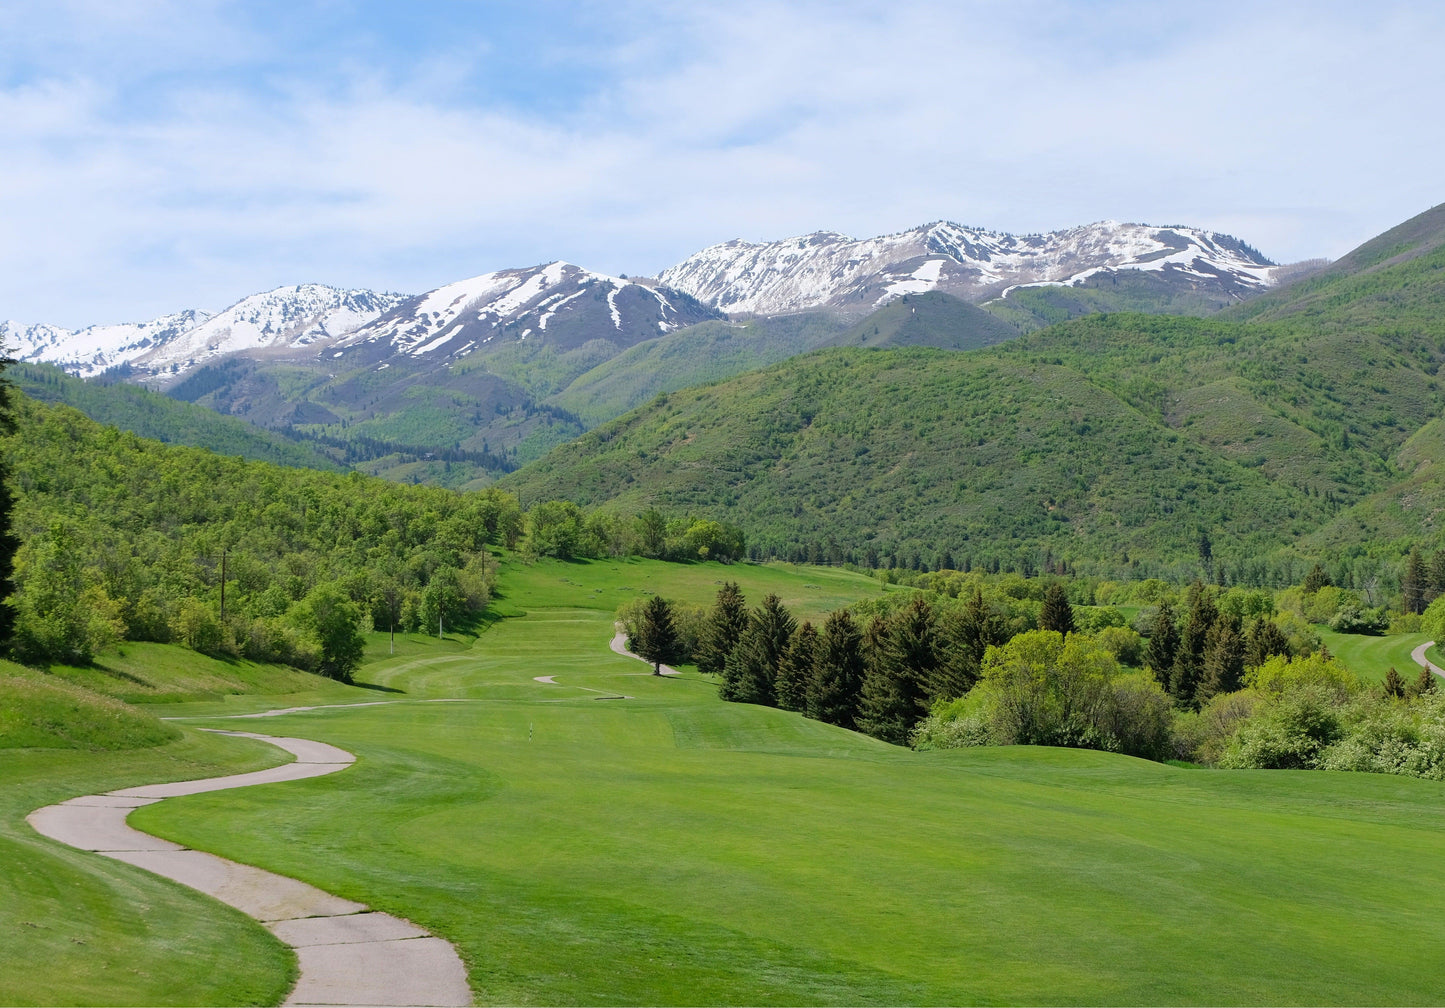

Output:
xmin=126 ymin=559 xmax=1445 ymax=1006
xmin=0 ymin=662 xmax=179 ymax=751
xmin=0 ymin=730 xmax=294 ymax=1006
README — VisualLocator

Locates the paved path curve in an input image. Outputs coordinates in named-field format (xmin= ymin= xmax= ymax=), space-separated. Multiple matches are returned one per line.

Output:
xmin=27 ymin=729 xmax=471 ymax=1008
xmin=1411 ymin=640 xmax=1445 ymax=680
xmin=609 ymin=629 xmax=681 ymax=676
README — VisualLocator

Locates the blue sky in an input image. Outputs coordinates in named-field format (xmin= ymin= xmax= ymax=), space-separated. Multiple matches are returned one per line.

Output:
xmin=2 ymin=0 xmax=1442 ymax=327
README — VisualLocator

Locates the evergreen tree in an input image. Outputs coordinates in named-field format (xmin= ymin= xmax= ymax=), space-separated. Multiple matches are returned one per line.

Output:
xmin=0 ymin=352 xmax=14 ymax=651
xmin=721 ymin=594 xmax=794 ymax=705
xmin=1383 ymin=666 xmax=1407 ymax=699
xmin=888 ymin=595 xmax=942 ymax=700
xmin=775 ymin=621 xmax=818 ymax=713
xmin=696 ymin=582 xmax=747 ymax=676
xmin=1302 ymin=563 xmax=1332 ymax=593
xmin=857 ymin=615 xmax=929 ymax=745
xmin=1172 ymin=582 xmax=1217 ymax=707
xmin=1431 ymin=552 xmax=1445 ymax=603
xmin=635 ymin=594 xmax=679 ymax=674
xmin=1404 ymin=549 xmax=1428 ymax=615
xmin=1412 ymin=666 xmax=1439 ymax=697
xmin=1243 ymin=617 xmax=1290 ymax=670
xmin=809 ymin=608 xmax=865 ymax=729
xmin=1196 ymin=616 xmax=1244 ymax=705
xmin=1040 ymin=582 xmax=1075 ymax=635
xmin=1144 ymin=599 xmax=1179 ymax=691
xmin=936 ymin=589 xmax=997 ymax=701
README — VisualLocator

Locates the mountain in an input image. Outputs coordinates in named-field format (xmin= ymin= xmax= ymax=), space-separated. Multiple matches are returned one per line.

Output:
xmin=504 ymin=204 xmax=1445 ymax=579
xmin=659 ymin=219 xmax=1281 ymax=317
xmin=135 ymin=285 xmax=407 ymax=381
xmin=2 ymin=311 xmax=209 ymax=378
xmin=331 ymin=261 xmax=719 ymax=363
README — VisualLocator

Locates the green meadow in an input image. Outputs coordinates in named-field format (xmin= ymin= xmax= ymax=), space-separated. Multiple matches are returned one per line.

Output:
xmin=11 ymin=558 xmax=1445 ymax=1004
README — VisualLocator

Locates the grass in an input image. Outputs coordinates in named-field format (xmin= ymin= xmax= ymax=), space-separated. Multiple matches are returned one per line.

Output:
xmin=111 ymin=558 xmax=1445 ymax=1006
xmin=1317 ymin=629 xmax=1432 ymax=683
xmin=0 ymin=729 xmax=295 ymax=1006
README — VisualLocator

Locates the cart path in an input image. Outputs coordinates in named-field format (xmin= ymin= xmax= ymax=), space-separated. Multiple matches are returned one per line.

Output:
xmin=26 ymin=729 xmax=471 ymax=1008
xmin=609 ymin=628 xmax=681 ymax=675
xmin=1411 ymin=640 xmax=1445 ymax=679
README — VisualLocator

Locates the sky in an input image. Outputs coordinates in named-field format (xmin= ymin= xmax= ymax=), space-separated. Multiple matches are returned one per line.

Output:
xmin=2 ymin=0 xmax=1442 ymax=328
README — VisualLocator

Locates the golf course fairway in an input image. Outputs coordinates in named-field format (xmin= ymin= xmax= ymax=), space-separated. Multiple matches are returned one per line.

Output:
xmin=20 ymin=558 xmax=1445 ymax=1005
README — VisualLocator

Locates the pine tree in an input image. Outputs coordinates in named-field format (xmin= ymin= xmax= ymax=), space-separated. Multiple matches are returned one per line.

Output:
xmin=1040 ymin=582 xmax=1075 ymax=635
xmin=635 ymin=595 xmax=679 ymax=674
xmin=1145 ymin=599 xmax=1179 ymax=691
xmin=1196 ymin=616 xmax=1244 ymax=705
xmin=1383 ymin=666 xmax=1407 ymax=699
xmin=887 ymin=595 xmax=943 ymax=700
xmin=721 ymin=594 xmax=795 ymax=705
xmin=1172 ymin=582 xmax=1217 ymax=707
xmin=1243 ymin=617 xmax=1290 ymax=670
xmin=1302 ymin=563 xmax=1332 ymax=594
xmin=0 ymin=351 xmax=15 ymax=650
xmin=1431 ymin=552 xmax=1445 ymax=603
xmin=695 ymin=582 xmax=747 ymax=676
xmin=936 ymin=589 xmax=996 ymax=701
xmin=1413 ymin=666 xmax=1438 ymax=697
xmin=1404 ymin=549 xmax=1429 ymax=615
xmin=809 ymin=609 xmax=864 ymax=729
xmin=856 ymin=614 xmax=931 ymax=745
xmin=775 ymin=621 xmax=818 ymax=713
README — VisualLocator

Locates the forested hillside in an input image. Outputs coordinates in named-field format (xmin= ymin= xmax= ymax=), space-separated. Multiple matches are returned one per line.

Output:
xmin=504 ymin=205 xmax=1445 ymax=580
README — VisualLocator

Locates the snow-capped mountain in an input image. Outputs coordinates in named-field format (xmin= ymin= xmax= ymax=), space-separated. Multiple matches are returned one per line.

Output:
xmin=659 ymin=220 xmax=1281 ymax=316
xmin=3 ymin=285 xmax=405 ymax=381
xmin=131 ymin=285 xmax=407 ymax=377
xmin=332 ymin=261 xmax=719 ymax=361
xmin=3 ymin=311 xmax=210 ymax=377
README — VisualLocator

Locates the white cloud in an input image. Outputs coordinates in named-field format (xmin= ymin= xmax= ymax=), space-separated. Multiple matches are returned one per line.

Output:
xmin=0 ymin=0 xmax=1441 ymax=326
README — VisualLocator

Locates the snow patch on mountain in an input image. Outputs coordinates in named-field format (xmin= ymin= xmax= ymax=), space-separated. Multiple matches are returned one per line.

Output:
xmin=336 ymin=261 xmax=717 ymax=358
xmin=660 ymin=220 xmax=1280 ymax=316
xmin=3 ymin=311 xmax=210 ymax=377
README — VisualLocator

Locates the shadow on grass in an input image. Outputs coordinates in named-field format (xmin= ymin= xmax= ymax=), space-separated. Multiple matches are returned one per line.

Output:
xmin=353 ymin=681 xmax=406 ymax=694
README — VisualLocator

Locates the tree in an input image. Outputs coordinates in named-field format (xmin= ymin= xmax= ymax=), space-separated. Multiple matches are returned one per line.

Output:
xmin=696 ymin=582 xmax=747 ymax=676
xmin=1144 ymin=599 xmax=1179 ymax=690
xmin=1302 ymin=563 xmax=1332 ymax=594
xmin=857 ymin=614 xmax=930 ymax=745
xmin=1243 ymin=617 xmax=1290 ymax=670
xmin=1172 ymin=582 xmax=1217 ymax=707
xmin=809 ymin=609 xmax=865 ymax=729
xmin=1383 ymin=666 xmax=1407 ymax=699
xmin=635 ymin=595 xmax=679 ymax=674
xmin=1403 ymin=549 xmax=1428 ymax=615
xmin=935 ymin=588 xmax=999 ymax=700
xmin=1040 ymin=582 xmax=1075 ymax=635
xmin=1196 ymin=616 xmax=1244 ymax=705
xmin=0 ymin=351 xmax=16 ymax=650
xmin=775 ymin=621 xmax=818 ymax=712
xmin=1412 ymin=666 xmax=1439 ymax=697
xmin=721 ymin=594 xmax=795 ymax=704
xmin=11 ymin=522 xmax=123 ymax=664
xmin=294 ymin=584 xmax=365 ymax=683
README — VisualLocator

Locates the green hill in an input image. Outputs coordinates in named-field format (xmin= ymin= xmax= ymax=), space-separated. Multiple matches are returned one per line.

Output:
xmin=10 ymin=363 xmax=342 ymax=471
xmin=504 ymin=207 xmax=1445 ymax=578
xmin=829 ymin=290 xmax=1019 ymax=348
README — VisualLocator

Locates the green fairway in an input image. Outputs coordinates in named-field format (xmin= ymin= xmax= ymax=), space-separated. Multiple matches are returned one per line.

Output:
xmin=1316 ymin=629 xmax=1431 ymax=683
xmin=110 ymin=558 xmax=1445 ymax=1006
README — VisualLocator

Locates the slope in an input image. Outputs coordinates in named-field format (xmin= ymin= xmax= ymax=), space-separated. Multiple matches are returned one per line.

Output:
xmin=117 ymin=560 xmax=1445 ymax=1006
xmin=10 ymin=362 xmax=343 ymax=472
xmin=506 ymin=345 xmax=1337 ymax=575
